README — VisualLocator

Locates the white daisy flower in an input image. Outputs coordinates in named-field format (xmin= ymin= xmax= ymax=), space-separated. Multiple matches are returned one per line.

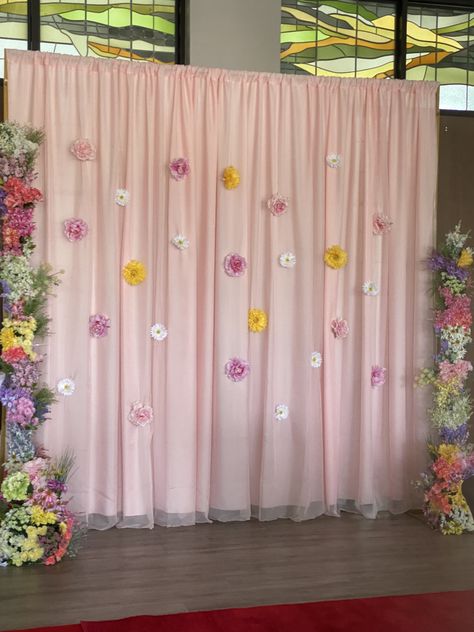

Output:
xmin=150 ymin=323 xmax=168 ymax=341
xmin=279 ymin=251 xmax=296 ymax=268
xmin=171 ymin=234 xmax=190 ymax=250
xmin=57 ymin=378 xmax=75 ymax=396
xmin=115 ymin=189 xmax=129 ymax=206
xmin=362 ymin=281 xmax=379 ymax=296
xmin=311 ymin=352 xmax=322 ymax=368
xmin=326 ymin=153 xmax=342 ymax=168
xmin=274 ymin=404 xmax=289 ymax=421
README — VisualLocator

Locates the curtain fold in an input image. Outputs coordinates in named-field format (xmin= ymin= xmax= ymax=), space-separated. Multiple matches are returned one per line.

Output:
xmin=6 ymin=51 xmax=438 ymax=528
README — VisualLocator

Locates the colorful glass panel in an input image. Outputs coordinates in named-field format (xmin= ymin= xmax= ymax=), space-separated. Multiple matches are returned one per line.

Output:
xmin=0 ymin=0 xmax=28 ymax=79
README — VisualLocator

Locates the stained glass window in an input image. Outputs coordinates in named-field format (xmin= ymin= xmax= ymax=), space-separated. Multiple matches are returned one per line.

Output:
xmin=0 ymin=0 xmax=28 ymax=78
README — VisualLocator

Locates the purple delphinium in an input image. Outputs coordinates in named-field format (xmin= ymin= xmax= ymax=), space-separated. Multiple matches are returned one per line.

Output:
xmin=10 ymin=359 xmax=41 ymax=391
xmin=47 ymin=479 xmax=68 ymax=494
xmin=439 ymin=424 xmax=469 ymax=445
xmin=428 ymin=251 xmax=468 ymax=282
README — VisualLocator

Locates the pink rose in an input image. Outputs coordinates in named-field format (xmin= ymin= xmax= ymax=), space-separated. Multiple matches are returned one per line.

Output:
xmin=169 ymin=158 xmax=190 ymax=181
xmin=224 ymin=253 xmax=247 ymax=277
xmin=70 ymin=139 xmax=96 ymax=161
xmin=225 ymin=357 xmax=250 ymax=382
xmin=373 ymin=213 xmax=393 ymax=235
xmin=64 ymin=218 xmax=88 ymax=242
xmin=128 ymin=401 xmax=153 ymax=427
xmin=267 ymin=193 xmax=289 ymax=217
xmin=89 ymin=313 xmax=111 ymax=338
xmin=331 ymin=317 xmax=349 ymax=339
xmin=371 ymin=365 xmax=386 ymax=387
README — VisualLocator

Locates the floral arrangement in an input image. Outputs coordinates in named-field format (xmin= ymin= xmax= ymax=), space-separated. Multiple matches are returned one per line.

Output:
xmin=222 ymin=166 xmax=240 ymax=190
xmin=416 ymin=223 xmax=474 ymax=535
xmin=122 ymin=260 xmax=147 ymax=286
xmin=0 ymin=122 xmax=81 ymax=566
xmin=324 ymin=245 xmax=348 ymax=270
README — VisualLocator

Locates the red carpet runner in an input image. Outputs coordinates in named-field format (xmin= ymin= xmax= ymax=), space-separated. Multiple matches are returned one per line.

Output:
xmin=8 ymin=591 xmax=474 ymax=632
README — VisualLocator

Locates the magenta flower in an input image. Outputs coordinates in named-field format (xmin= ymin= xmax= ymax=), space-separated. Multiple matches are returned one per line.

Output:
xmin=373 ymin=213 xmax=393 ymax=235
xmin=225 ymin=357 xmax=250 ymax=382
xmin=371 ymin=365 xmax=387 ymax=387
xmin=128 ymin=401 xmax=153 ymax=427
xmin=331 ymin=318 xmax=349 ymax=339
xmin=169 ymin=157 xmax=190 ymax=181
xmin=89 ymin=313 xmax=111 ymax=338
xmin=70 ymin=139 xmax=96 ymax=161
xmin=63 ymin=218 xmax=88 ymax=242
xmin=267 ymin=193 xmax=289 ymax=217
xmin=224 ymin=253 xmax=247 ymax=277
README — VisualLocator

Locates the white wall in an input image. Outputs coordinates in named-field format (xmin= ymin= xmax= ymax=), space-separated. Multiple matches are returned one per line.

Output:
xmin=188 ymin=0 xmax=281 ymax=73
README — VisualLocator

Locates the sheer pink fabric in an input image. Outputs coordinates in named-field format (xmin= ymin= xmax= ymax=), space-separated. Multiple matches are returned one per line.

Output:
xmin=6 ymin=51 xmax=438 ymax=528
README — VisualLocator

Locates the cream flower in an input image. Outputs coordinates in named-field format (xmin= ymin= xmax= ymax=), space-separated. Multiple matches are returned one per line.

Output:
xmin=274 ymin=404 xmax=289 ymax=421
xmin=57 ymin=378 xmax=75 ymax=396
xmin=362 ymin=281 xmax=379 ymax=296
xmin=171 ymin=234 xmax=190 ymax=250
xmin=279 ymin=252 xmax=296 ymax=268
xmin=150 ymin=323 xmax=168 ymax=341
xmin=115 ymin=189 xmax=129 ymax=206
xmin=311 ymin=352 xmax=322 ymax=368
xmin=326 ymin=153 xmax=342 ymax=168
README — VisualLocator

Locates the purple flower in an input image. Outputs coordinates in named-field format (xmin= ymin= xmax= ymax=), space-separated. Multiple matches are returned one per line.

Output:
xmin=224 ymin=253 xmax=247 ymax=277
xmin=371 ymin=365 xmax=386 ymax=387
xmin=64 ymin=218 xmax=88 ymax=242
xmin=169 ymin=158 xmax=190 ymax=181
xmin=10 ymin=359 xmax=41 ymax=390
xmin=225 ymin=357 xmax=250 ymax=382
xmin=47 ymin=479 xmax=68 ymax=494
xmin=89 ymin=313 xmax=111 ymax=338
xmin=0 ymin=188 xmax=7 ymax=216
xmin=439 ymin=424 xmax=469 ymax=445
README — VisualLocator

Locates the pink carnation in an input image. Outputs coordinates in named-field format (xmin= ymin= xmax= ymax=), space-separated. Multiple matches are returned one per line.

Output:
xmin=371 ymin=365 xmax=387 ymax=387
xmin=169 ymin=158 xmax=190 ymax=181
xmin=373 ymin=213 xmax=393 ymax=235
xmin=267 ymin=193 xmax=289 ymax=217
xmin=2 ymin=347 xmax=28 ymax=363
xmin=89 ymin=313 xmax=111 ymax=338
xmin=70 ymin=139 xmax=96 ymax=161
xmin=64 ymin=218 xmax=88 ymax=242
xmin=331 ymin=317 xmax=349 ymax=339
xmin=224 ymin=253 xmax=247 ymax=277
xmin=225 ymin=357 xmax=250 ymax=382
xmin=128 ymin=401 xmax=153 ymax=427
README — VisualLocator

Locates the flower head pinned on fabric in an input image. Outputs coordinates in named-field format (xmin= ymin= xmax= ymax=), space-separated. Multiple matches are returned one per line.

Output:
xmin=331 ymin=318 xmax=349 ymax=339
xmin=150 ymin=323 xmax=168 ymax=341
xmin=371 ymin=365 xmax=386 ymax=387
xmin=224 ymin=253 xmax=247 ymax=277
xmin=171 ymin=234 xmax=190 ymax=251
xmin=89 ymin=313 xmax=111 ymax=338
xmin=457 ymin=248 xmax=473 ymax=268
xmin=128 ymin=401 xmax=153 ymax=427
xmin=222 ymin=166 xmax=240 ymax=190
xmin=311 ymin=352 xmax=322 ymax=368
xmin=115 ymin=189 xmax=129 ymax=207
xmin=63 ymin=218 xmax=88 ymax=243
xmin=267 ymin=193 xmax=289 ymax=217
xmin=362 ymin=281 xmax=379 ymax=296
xmin=225 ymin=357 xmax=250 ymax=382
xmin=326 ymin=153 xmax=342 ymax=169
xmin=274 ymin=404 xmax=289 ymax=421
xmin=56 ymin=378 xmax=75 ymax=396
xmin=373 ymin=213 xmax=393 ymax=235
xmin=70 ymin=139 xmax=96 ymax=161
xmin=279 ymin=252 xmax=296 ymax=269
xmin=123 ymin=260 xmax=147 ymax=286
xmin=248 ymin=308 xmax=268 ymax=333
xmin=169 ymin=158 xmax=190 ymax=181
xmin=324 ymin=245 xmax=348 ymax=270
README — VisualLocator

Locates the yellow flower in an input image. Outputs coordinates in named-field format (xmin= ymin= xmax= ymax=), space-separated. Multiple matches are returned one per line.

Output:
xmin=31 ymin=505 xmax=57 ymax=526
xmin=222 ymin=166 xmax=240 ymax=190
xmin=457 ymin=248 xmax=473 ymax=268
xmin=438 ymin=444 xmax=459 ymax=463
xmin=248 ymin=308 xmax=268 ymax=333
xmin=324 ymin=245 xmax=348 ymax=270
xmin=59 ymin=522 xmax=67 ymax=535
xmin=123 ymin=260 xmax=147 ymax=286
xmin=0 ymin=327 xmax=15 ymax=350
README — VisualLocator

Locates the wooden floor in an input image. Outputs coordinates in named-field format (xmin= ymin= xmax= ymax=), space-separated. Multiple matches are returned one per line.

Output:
xmin=1 ymin=512 xmax=473 ymax=630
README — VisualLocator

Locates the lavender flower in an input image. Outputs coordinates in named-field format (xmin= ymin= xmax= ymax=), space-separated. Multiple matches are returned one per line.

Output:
xmin=439 ymin=424 xmax=469 ymax=445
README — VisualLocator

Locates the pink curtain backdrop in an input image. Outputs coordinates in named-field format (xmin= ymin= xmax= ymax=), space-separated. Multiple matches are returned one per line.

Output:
xmin=6 ymin=50 xmax=438 ymax=528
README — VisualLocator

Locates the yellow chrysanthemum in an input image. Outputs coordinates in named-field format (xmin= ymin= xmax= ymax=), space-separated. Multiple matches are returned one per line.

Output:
xmin=222 ymin=166 xmax=240 ymax=190
xmin=31 ymin=505 xmax=57 ymax=526
xmin=0 ymin=327 xmax=16 ymax=350
xmin=248 ymin=308 xmax=268 ymax=333
xmin=324 ymin=245 xmax=348 ymax=270
xmin=457 ymin=248 xmax=473 ymax=268
xmin=437 ymin=443 xmax=459 ymax=463
xmin=123 ymin=260 xmax=147 ymax=286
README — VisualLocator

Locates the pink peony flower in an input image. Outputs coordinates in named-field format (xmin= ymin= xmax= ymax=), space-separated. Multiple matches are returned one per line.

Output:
xmin=128 ymin=401 xmax=153 ymax=427
xmin=89 ymin=313 xmax=111 ymax=338
xmin=371 ymin=365 xmax=387 ymax=387
xmin=224 ymin=253 xmax=247 ymax=277
xmin=70 ymin=139 xmax=96 ymax=161
xmin=267 ymin=193 xmax=289 ymax=217
xmin=63 ymin=218 xmax=88 ymax=242
xmin=169 ymin=158 xmax=190 ymax=181
xmin=373 ymin=213 xmax=393 ymax=235
xmin=224 ymin=357 xmax=250 ymax=382
xmin=330 ymin=317 xmax=349 ymax=339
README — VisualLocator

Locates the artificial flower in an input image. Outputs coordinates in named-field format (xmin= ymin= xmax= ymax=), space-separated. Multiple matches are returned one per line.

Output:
xmin=169 ymin=158 xmax=190 ymax=181
xmin=56 ymin=378 xmax=76 ymax=396
xmin=274 ymin=404 xmax=289 ymax=421
xmin=70 ymin=139 xmax=96 ymax=161
xmin=222 ymin=166 xmax=240 ymax=190
xmin=128 ymin=401 xmax=153 ymax=427
xmin=371 ymin=365 xmax=386 ymax=387
xmin=311 ymin=352 xmax=322 ymax=368
xmin=89 ymin=313 xmax=111 ymax=338
xmin=324 ymin=245 xmax=348 ymax=270
xmin=122 ymin=260 xmax=147 ymax=286
xmin=331 ymin=318 xmax=349 ymax=339
xmin=115 ymin=189 xmax=129 ymax=206
xmin=171 ymin=234 xmax=190 ymax=250
xmin=457 ymin=248 xmax=473 ymax=268
xmin=1 ymin=471 xmax=30 ymax=502
xmin=248 ymin=308 xmax=268 ymax=333
xmin=362 ymin=281 xmax=379 ymax=296
xmin=373 ymin=213 xmax=393 ymax=235
xmin=63 ymin=218 xmax=88 ymax=242
xmin=279 ymin=252 xmax=296 ymax=268
xmin=326 ymin=153 xmax=342 ymax=168
xmin=225 ymin=357 xmax=250 ymax=382
xmin=150 ymin=323 xmax=168 ymax=341
xmin=224 ymin=253 xmax=247 ymax=277
xmin=267 ymin=193 xmax=289 ymax=217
